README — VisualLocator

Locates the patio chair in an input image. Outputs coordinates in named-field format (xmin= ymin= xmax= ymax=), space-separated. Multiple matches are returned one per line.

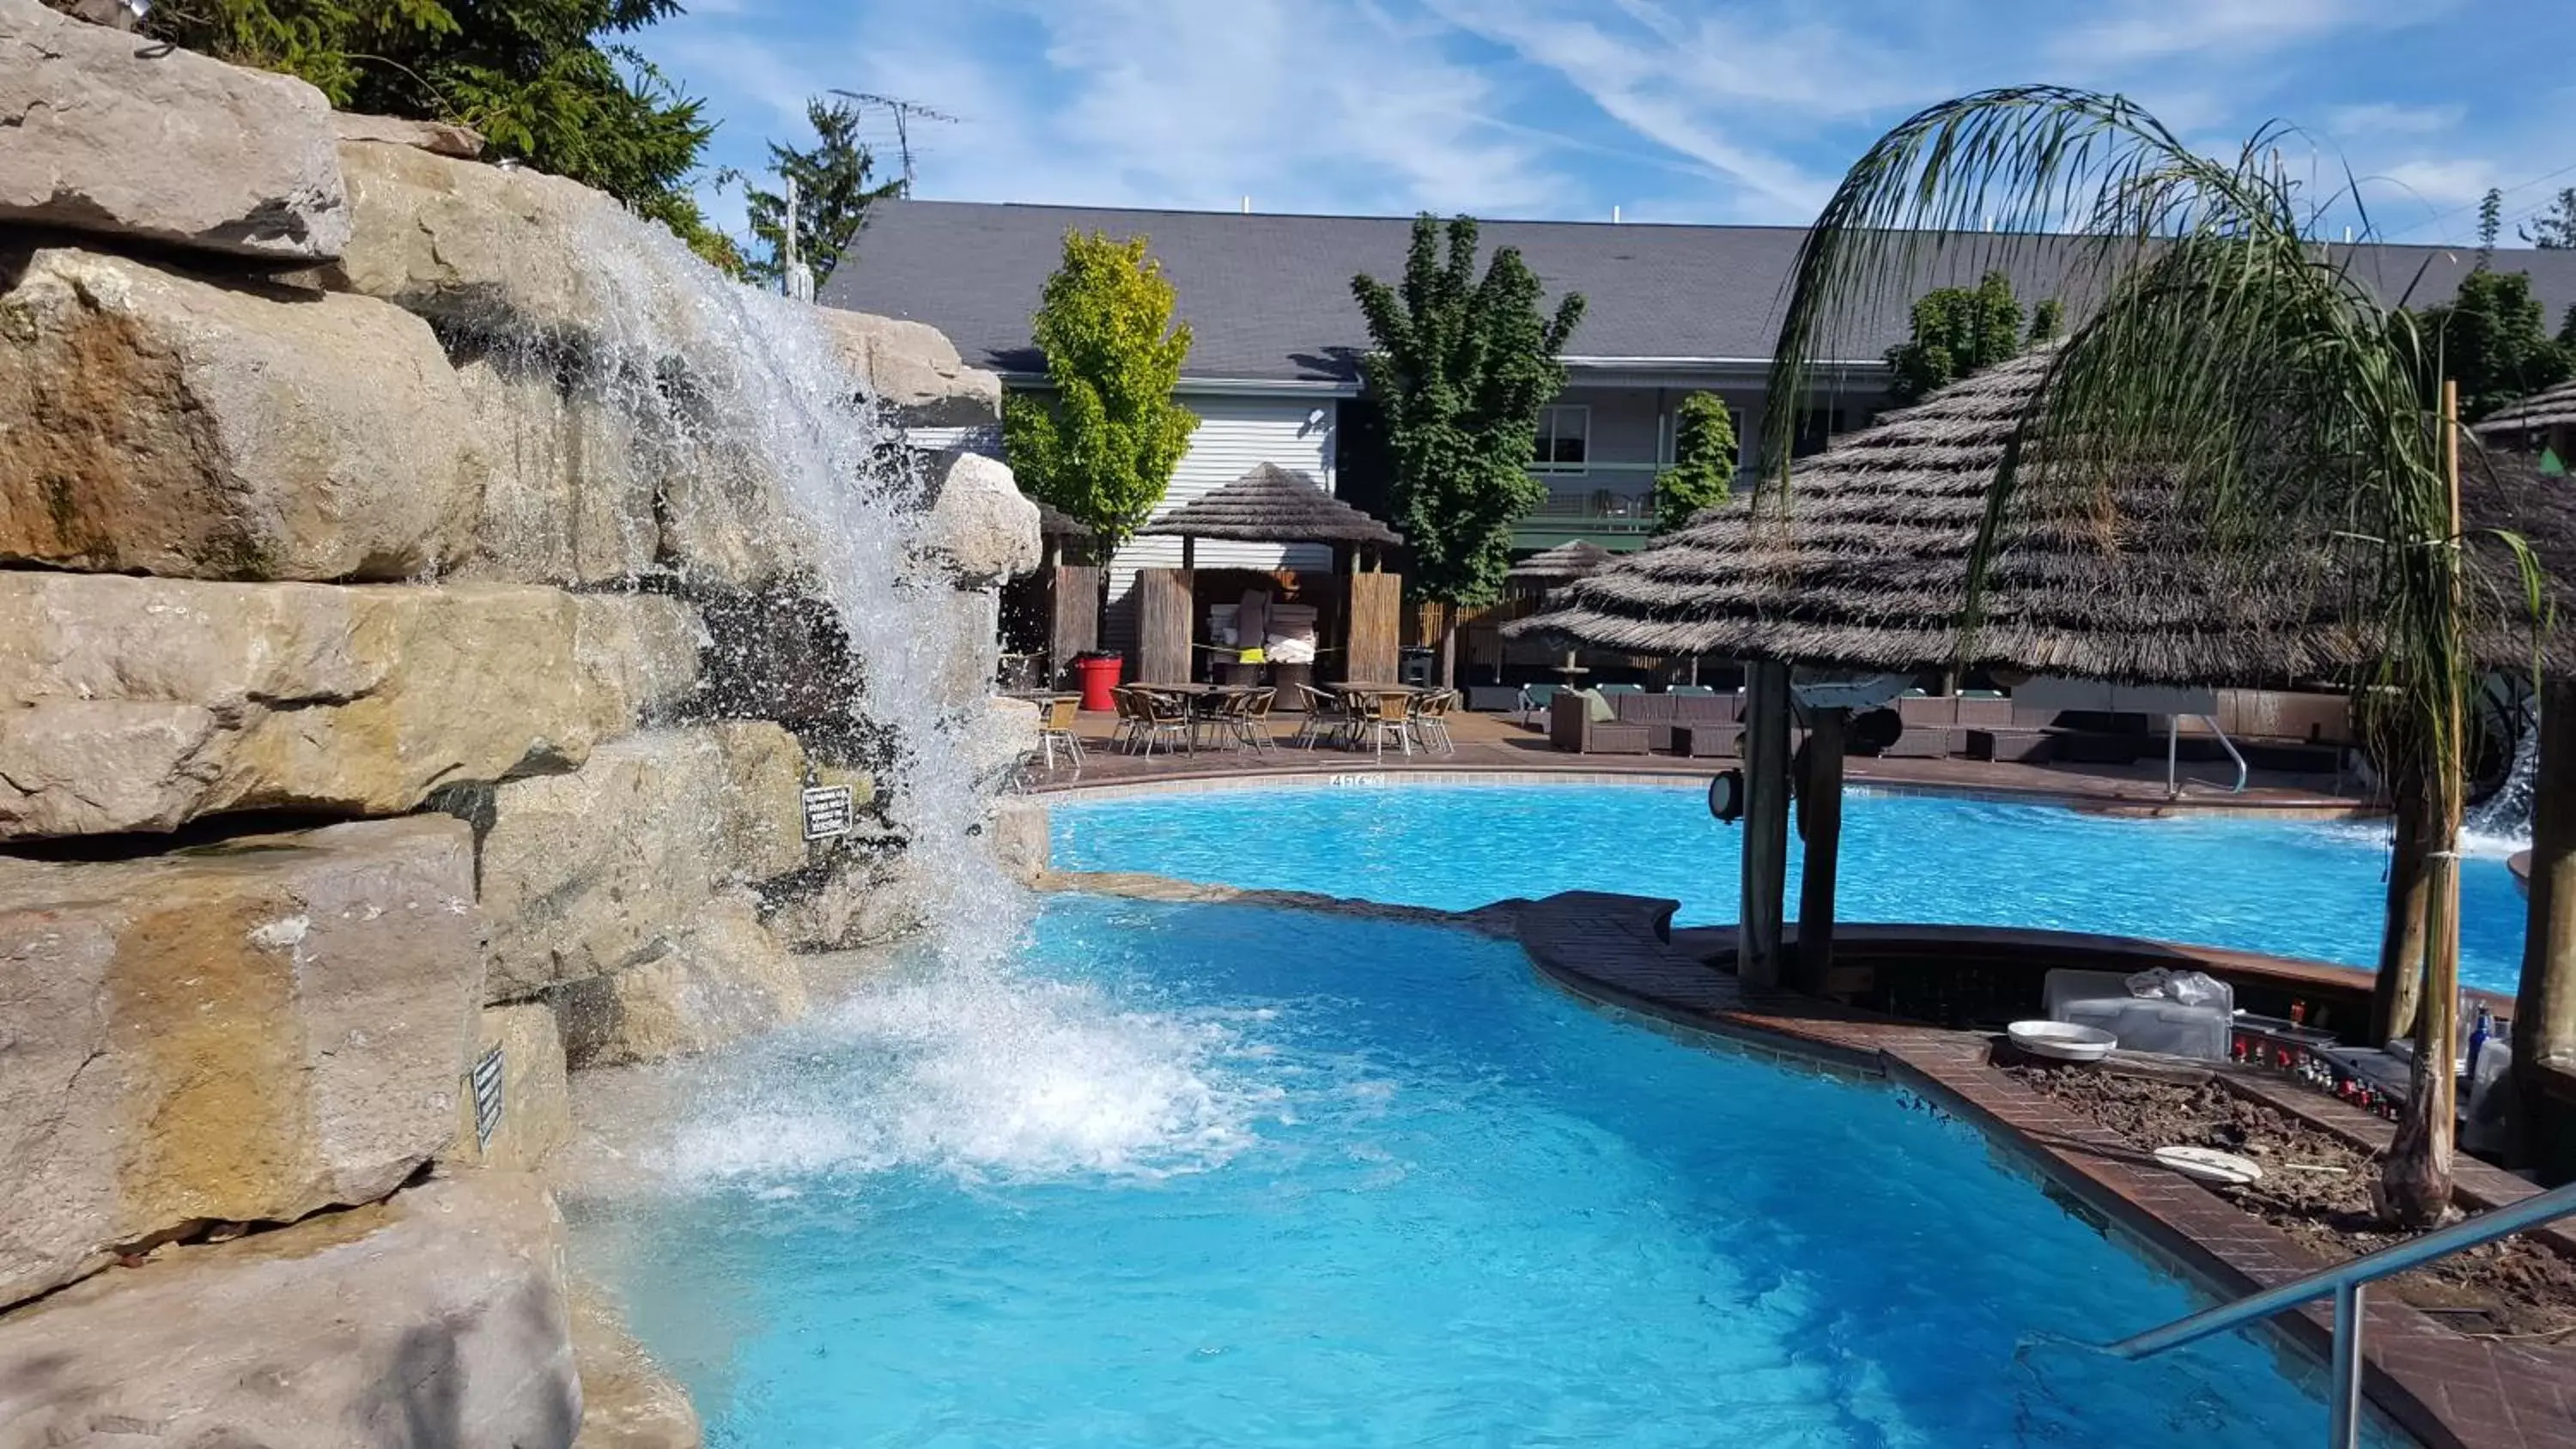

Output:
xmin=1129 ymin=688 xmax=1193 ymax=757
xmin=1410 ymin=688 xmax=1457 ymax=755
xmin=1230 ymin=688 xmax=1279 ymax=753
xmin=1353 ymin=689 xmax=1417 ymax=761
xmin=1291 ymin=683 xmax=1346 ymax=749
xmin=1037 ymin=694 xmax=1084 ymax=776
xmin=1109 ymin=686 xmax=1148 ymax=754
xmin=1516 ymin=682 xmax=1564 ymax=727
xmin=1201 ymin=689 xmax=1258 ymax=752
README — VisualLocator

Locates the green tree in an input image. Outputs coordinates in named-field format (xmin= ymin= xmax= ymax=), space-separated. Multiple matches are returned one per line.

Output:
xmin=2476 ymin=187 xmax=2505 ymax=263
xmin=1002 ymin=232 xmax=1199 ymax=561
xmin=731 ymin=97 xmax=902 ymax=293
xmin=1884 ymin=270 xmax=2027 ymax=403
xmin=144 ymin=0 xmax=740 ymax=271
xmin=1352 ymin=215 xmax=1584 ymax=681
xmin=2523 ymin=188 xmax=2576 ymax=249
xmin=1650 ymin=392 xmax=1738 ymax=533
xmin=1764 ymin=85 xmax=2548 ymax=1225
xmin=2415 ymin=270 xmax=2573 ymax=421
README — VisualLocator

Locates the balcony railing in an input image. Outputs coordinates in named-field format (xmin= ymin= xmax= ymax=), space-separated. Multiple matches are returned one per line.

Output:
xmin=1528 ymin=486 xmax=1653 ymax=521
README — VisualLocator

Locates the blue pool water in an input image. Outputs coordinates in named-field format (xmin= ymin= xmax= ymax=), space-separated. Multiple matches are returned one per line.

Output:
xmin=1054 ymin=782 xmax=2531 ymax=995
xmin=576 ymin=897 xmax=2394 ymax=1446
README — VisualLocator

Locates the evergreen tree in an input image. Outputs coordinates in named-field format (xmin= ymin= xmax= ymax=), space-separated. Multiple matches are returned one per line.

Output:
xmin=2415 ymin=270 xmax=2573 ymax=421
xmin=2476 ymin=188 xmax=2504 ymax=264
xmin=1351 ymin=215 xmax=1585 ymax=680
xmin=1002 ymin=232 xmax=1200 ymax=561
xmin=1884 ymin=270 xmax=2026 ymax=403
xmin=2524 ymin=188 xmax=2576 ymax=249
xmin=1649 ymin=392 xmax=1738 ymax=534
xmin=732 ymin=98 xmax=902 ymax=293
xmin=145 ymin=0 xmax=740 ymax=271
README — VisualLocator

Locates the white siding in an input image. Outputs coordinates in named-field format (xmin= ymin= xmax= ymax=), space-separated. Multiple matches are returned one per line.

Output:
xmin=1102 ymin=394 xmax=1339 ymax=652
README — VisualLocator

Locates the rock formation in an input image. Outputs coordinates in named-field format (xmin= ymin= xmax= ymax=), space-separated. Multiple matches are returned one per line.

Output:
xmin=0 ymin=10 xmax=1039 ymax=1444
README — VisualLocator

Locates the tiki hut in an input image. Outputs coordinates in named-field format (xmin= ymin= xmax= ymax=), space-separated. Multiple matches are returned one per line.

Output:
xmin=1143 ymin=462 xmax=1403 ymax=565
xmin=2476 ymin=379 xmax=2576 ymax=445
xmin=1131 ymin=463 xmax=1407 ymax=687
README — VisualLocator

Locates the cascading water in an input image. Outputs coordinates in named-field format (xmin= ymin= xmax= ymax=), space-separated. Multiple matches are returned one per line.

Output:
xmin=544 ymin=207 xmax=1240 ymax=1182
xmin=550 ymin=206 xmax=1025 ymax=966
xmin=2466 ymin=700 xmax=2541 ymax=854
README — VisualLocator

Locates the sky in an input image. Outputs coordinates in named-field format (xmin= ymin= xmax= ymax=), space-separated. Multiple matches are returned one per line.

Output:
xmin=636 ymin=0 xmax=2573 ymax=252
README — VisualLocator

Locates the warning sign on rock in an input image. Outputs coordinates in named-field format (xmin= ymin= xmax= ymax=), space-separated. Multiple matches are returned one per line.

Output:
xmin=800 ymin=784 xmax=854 ymax=840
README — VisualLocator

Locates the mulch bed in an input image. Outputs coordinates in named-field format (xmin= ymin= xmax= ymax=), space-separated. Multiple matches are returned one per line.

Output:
xmin=2007 ymin=1064 xmax=2576 ymax=1343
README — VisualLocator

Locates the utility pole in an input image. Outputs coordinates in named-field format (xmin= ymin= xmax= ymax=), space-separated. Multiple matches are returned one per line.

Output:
xmin=829 ymin=91 xmax=958 ymax=197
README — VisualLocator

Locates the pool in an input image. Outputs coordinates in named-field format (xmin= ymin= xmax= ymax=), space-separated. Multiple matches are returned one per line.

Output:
xmin=572 ymin=896 xmax=2396 ymax=1446
xmin=1054 ymin=781 xmax=2532 ymax=995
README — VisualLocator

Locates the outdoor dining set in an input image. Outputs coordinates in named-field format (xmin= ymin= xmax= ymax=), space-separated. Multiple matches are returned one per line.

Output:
xmin=1018 ymin=682 xmax=1461 ymax=778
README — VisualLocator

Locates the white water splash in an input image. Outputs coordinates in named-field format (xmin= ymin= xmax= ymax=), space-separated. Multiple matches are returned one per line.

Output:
xmin=660 ymin=969 xmax=1278 ymax=1185
xmin=2464 ymin=725 xmax=2538 ymax=856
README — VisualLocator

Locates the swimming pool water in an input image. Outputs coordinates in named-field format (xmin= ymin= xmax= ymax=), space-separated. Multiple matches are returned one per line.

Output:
xmin=574 ymin=897 xmax=2394 ymax=1446
xmin=1054 ymin=782 xmax=2531 ymax=995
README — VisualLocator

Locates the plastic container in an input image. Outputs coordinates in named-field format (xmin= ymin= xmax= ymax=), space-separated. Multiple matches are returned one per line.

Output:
xmin=1074 ymin=652 xmax=1124 ymax=712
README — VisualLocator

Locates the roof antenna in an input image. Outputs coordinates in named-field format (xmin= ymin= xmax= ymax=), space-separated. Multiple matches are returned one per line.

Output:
xmin=828 ymin=91 xmax=959 ymax=197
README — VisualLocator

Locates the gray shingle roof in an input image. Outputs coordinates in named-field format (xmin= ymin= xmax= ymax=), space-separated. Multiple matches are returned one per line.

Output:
xmin=821 ymin=199 xmax=2576 ymax=387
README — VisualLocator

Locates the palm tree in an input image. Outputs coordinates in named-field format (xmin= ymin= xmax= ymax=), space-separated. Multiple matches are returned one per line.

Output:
xmin=1759 ymin=87 xmax=2537 ymax=1226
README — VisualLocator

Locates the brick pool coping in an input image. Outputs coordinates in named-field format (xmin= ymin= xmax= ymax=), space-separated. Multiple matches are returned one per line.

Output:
xmin=1036 ymin=868 xmax=2573 ymax=1449
xmin=1510 ymin=891 xmax=2576 ymax=1449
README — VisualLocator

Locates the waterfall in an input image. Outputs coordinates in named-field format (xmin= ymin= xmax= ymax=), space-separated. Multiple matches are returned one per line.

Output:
xmin=2466 ymin=716 xmax=2540 ymax=853
xmin=553 ymin=206 xmax=1028 ymax=967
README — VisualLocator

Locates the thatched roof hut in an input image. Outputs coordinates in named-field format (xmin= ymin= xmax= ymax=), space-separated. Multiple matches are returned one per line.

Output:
xmin=1507 ymin=540 xmax=1613 ymax=585
xmin=1512 ymin=351 xmax=2394 ymax=687
xmin=1143 ymin=463 xmax=1402 ymax=547
xmin=1028 ymin=494 xmax=1089 ymax=541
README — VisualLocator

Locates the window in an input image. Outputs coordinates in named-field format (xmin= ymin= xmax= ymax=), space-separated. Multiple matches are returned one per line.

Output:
xmin=1531 ymin=405 xmax=1589 ymax=472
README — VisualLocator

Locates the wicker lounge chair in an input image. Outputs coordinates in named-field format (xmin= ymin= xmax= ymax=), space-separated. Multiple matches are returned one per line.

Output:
xmin=1548 ymin=691 xmax=1649 ymax=755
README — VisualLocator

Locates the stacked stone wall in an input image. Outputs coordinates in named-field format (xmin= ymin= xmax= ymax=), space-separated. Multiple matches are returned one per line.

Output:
xmin=0 ymin=2 xmax=1043 ymax=1441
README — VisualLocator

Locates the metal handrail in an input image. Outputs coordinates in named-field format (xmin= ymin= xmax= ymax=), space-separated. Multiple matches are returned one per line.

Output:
xmin=2104 ymin=1177 xmax=2576 ymax=1448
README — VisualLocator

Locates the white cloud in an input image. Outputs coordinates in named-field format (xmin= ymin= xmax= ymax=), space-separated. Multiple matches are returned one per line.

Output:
xmin=2046 ymin=0 xmax=2421 ymax=67
xmin=2327 ymin=102 xmax=2464 ymax=138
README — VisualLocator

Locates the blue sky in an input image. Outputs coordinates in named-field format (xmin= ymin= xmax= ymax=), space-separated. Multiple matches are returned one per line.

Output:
xmin=639 ymin=0 xmax=2573 ymax=251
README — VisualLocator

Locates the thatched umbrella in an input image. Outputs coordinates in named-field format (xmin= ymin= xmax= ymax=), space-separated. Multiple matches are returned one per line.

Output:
xmin=2476 ymin=379 xmax=2576 ymax=442
xmin=1507 ymin=539 xmax=1614 ymax=588
xmin=1142 ymin=462 xmax=1401 ymax=567
xmin=1510 ymin=350 xmax=2380 ymax=687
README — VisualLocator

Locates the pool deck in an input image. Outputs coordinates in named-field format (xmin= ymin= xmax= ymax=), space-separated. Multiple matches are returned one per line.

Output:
xmin=1030 ymin=706 xmax=2374 ymax=816
xmin=1511 ymin=890 xmax=2576 ymax=1449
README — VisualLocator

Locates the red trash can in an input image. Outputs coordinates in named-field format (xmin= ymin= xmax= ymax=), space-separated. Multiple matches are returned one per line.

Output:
xmin=1074 ymin=652 xmax=1124 ymax=712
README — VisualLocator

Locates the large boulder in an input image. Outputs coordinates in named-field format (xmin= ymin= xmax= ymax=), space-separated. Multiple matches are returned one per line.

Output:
xmin=328 ymin=137 xmax=635 ymax=345
xmin=0 ymin=0 xmax=349 ymax=259
xmin=818 ymin=309 xmax=1003 ymax=430
xmin=0 ymin=816 xmax=479 ymax=1308
xmin=0 ymin=1170 xmax=580 ymax=1449
xmin=0 ymin=574 xmax=702 ymax=840
xmin=554 ymin=894 xmax=808 ymax=1067
xmin=480 ymin=724 xmax=809 ymax=1001
xmin=331 ymin=109 xmax=483 ymax=160
xmin=453 ymin=349 xmax=660 ymax=585
xmin=918 ymin=451 xmax=1041 ymax=587
xmin=570 ymin=1290 xmax=702 ymax=1449
xmin=447 ymin=1003 xmax=573 ymax=1174
xmin=987 ymin=796 xmax=1050 ymax=887
xmin=0 ymin=246 xmax=483 ymax=580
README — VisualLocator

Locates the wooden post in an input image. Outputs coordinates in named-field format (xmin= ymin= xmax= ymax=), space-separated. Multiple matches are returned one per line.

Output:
xmin=2512 ymin=675 xmax=2576 ymax=1173
xmin=1135 ymin=567 xmax=1194 ymax=684
xmin=1739 ymin=658 xmax=1792 ymax=989
xmin=1181 ymin=535 xmax=1197 ymax=571
xmin=1794 ymin=706 xmax=1848 ymax=997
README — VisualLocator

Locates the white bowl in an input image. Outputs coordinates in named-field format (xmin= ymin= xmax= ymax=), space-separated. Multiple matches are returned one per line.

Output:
xmin=2008 ymin=1020 xmax=2118 ymax=1062
xmin=2154 ymin=1146 xmax=2265 ymax=1185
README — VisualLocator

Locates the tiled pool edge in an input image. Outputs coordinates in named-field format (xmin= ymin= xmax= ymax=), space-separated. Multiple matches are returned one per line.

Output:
xmin=1031 ymin=762 xmax=2380 ymax=821
xmin=1509 ymin=891 xmax=2576 ymax=1449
